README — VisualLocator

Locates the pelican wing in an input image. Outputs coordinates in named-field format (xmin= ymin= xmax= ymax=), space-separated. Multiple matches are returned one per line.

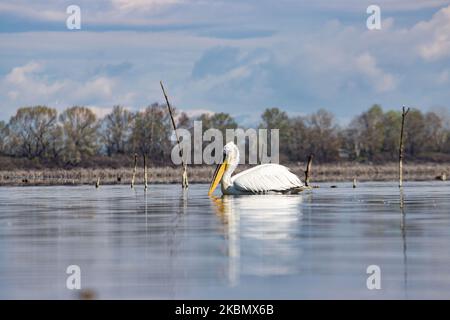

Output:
xmin=231 ymin=164 xmax=303 ymax=193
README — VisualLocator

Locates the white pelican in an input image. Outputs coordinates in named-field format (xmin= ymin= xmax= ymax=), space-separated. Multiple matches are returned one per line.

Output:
xmin=208 ymin=142 xmax=307 ymax=195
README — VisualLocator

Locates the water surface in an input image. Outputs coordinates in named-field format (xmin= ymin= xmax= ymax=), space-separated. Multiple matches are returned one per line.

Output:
xmin=1 ymin=182 xmax=450 ymax=299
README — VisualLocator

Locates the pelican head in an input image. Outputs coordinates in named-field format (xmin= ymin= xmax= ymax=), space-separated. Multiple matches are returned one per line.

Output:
xmin=208 ymin=142 xmax=239 ymax=196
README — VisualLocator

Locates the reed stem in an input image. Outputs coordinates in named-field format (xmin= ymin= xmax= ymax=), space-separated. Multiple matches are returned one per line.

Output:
xmin=160 ymin=81 xmax=189 ymax=189
xmin=131 ymin=153 xmax=137 ymax=188
xmin=399 ymin=106 xmax=410 ymax=188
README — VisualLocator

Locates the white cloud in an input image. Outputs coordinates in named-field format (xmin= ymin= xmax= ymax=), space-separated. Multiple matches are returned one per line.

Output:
xmin=309 ymin=0 xmax=450 ymax=12
xmin=1 ymin=62 xmax=135 ymax=118
xmin=4 ymin=61 xmax=65 ymax=98
xmin=2 ymin=2 xmax=450 ymax=121
xmin=189 ymin=64 xmax=253 ymax=92
xmin=87 ymin=106 xmax=114 ymax=119
xmin=0 ymin=2 xmax=65 ymax=21
xmin=0 ymin=0 xmax=188 ymax=27
xmin=416 ymin=5 xmax=450 ymax=60
xmin=110 ymin=0 xmax=183 ymax=11
xmin=355 ymin=53 xmax=397 ymax=92
xmin=5 ymin=61 xmax=42 ymax=85
xmin=185 ymin=108 xmax=215 ymax=118
xmin=75 ymin=77 xmax=116 ymax=101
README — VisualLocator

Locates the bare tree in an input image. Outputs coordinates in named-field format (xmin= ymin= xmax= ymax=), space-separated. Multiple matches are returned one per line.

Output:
xmin=60 ymin=106 xmax=99 ymax=164
xmin=304 ymin=109 xmax=340 ymax=162
xmin=7 ymin=106 xmax=59 ymax=159
xmin=130 ymin=103 xmax=173 ymax=164
xmin=404 ymin=109 xmax=426 ymax=157
xmin=259 ymin=108 xmax=290 ymax=158
xmin=0 ymin=121 xmax=8 ymax=155
xmin=423 ymin=111 xmax=446 ymax=153
xmin=285 ymin=116 xmax=307 ymax=162
xmin=381 ymin=110 xmax=402 ymax=160
xmin=348 ymin=105 xmax=385 ymax=161
xmin=177 ymin=112 xmax=192 ymax=129
xmin=101 ymin=106 xmax=134 ymax=156
xmin=199 ymin=112 xmax=238 ymax=136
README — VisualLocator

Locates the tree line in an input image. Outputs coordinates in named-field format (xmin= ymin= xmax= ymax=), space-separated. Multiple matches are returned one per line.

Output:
xmin=0 ymin=104 xmax=449 ymax=168
xmin=262 ymin=105 xmax=450 ymax=163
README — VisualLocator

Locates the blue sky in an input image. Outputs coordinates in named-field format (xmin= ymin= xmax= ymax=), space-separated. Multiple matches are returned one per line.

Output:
xmin=1 ymin=0 xmax=450 ymax=125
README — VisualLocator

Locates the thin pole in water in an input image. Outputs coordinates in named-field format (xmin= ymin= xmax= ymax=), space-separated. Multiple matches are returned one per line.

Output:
xmin=304 ymin=154 xmax=314 ymax=187
xmin=160 ymin=81 xmax=188 ymax=189
xmin=399 ymin=106 xmax=410 ymax=188
xmin=144 ymin=153 xmax=148 ymax=191
xmin=131 ymin=153 xmax=137 ymax=189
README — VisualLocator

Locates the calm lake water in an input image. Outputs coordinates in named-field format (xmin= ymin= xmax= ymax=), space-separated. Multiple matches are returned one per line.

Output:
xmin=1 ymin=182 xmax=450 ymax=299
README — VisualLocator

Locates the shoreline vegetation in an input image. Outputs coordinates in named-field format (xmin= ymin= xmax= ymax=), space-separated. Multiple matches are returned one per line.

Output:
xmin=2 ymin=104 xmax=450 ymax=168
xmin=1 ymin=104 xmax=450 ymax=187
xmin=1 ymin=163 xmax=448 ymax=186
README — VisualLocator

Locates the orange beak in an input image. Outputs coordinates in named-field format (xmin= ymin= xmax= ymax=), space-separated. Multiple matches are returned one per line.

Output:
xmin=208 ymin=160 xmax=228 ymax=196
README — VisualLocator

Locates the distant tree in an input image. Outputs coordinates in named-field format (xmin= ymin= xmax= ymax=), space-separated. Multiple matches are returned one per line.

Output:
xmin=349 ymin=104 xmax=385 ymax=161
xmin=426 ymin=108 xmax=450 ymax=155
xmin=177 ymin=112 xmax=192 ymax=130
xmin=259 ymin=108 xmax=291 ymax=157
xmin=285 ymin=116 xmax=307 ymax=162
xmin=2 ymin=103 xmax=450 ymax=167
xmin=443 ymin=132 xmax=450 ymax=155
xmin=404 ymin=109 xmax=426 ymax=157
xmin=259 ymin=108 xmax=290 ymax=135
xmin=7 ymin=106 xmax=59 ymax=160
xmin=0 ymin=120 xmax=7 ymax=155
xmin=48 ymin=125 xmax=64 ymax=161
xmin=199 ymin=112 xmax=238 ymax=132
xmin=130 ymin=103 xmax=173 ymax=164
xmin=60 ymin=106 xmax=99 ymax=164
xmin=339 ymin=127 xmax=359 ymax=160
xmin=304 ymin=109 xmax=341 ymax=162
xmin=423 ymin=111 xmax=445 ymax=153
xmin=381 ymin=110 xmax=402 ymax=160
xmin=198 ymin=112 xmax=238 ymax=149
xmin=101 ymin=106 xmax=134 ymax=156
xmin=430 ymin=107 xmax=450 ymax=130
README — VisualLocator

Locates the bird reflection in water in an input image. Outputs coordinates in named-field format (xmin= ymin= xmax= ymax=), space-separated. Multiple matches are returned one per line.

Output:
xmin=211 ymin=195 xmax=240 ymax=286
xmin=210 ymin=195 xmax=304 ymax=286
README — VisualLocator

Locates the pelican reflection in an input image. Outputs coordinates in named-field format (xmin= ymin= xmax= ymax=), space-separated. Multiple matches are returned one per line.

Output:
xmin=211 ymin=195 xmax=304 ymax=284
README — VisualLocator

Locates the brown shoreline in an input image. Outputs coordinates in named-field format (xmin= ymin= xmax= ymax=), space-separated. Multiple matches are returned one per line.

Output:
xmin=0 ymin=162 xmax=448 ymax=186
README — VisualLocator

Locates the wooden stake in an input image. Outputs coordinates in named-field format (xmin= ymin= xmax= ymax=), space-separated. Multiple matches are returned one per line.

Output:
xmin=353 ymin=178 xmax=357 ymax=188
xmin=131 ymin=153 xmax=137 ymax=188
xmin=182 ymin=167 xmax=189 ymax=189
xmin=160 ymin=81 xmax=189 ymax=189
xmin=95 ymin=177 xmax=100 ymax=189
xmin=304 ymin=154 xmax=314 ymax=187
xmin=400 ymin=187 xmax=405 ymax=210
xmin=399 ymin=106 xmax=410 ymax=188
xmin=144 ymin=153 xmax=148 ymax=191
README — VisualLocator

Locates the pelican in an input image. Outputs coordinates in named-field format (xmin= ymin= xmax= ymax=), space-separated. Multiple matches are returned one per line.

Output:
xmin=208 ymin=142 xmax=308 ymax=195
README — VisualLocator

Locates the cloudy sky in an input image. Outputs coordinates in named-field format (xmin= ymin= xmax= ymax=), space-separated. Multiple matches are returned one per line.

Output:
xmin=1 ymin=0 xmax=450 ymax=125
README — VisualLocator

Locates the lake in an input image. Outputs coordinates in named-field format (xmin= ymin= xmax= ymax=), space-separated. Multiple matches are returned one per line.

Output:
xmin=1 ymin=182 xmax=450 ymax=299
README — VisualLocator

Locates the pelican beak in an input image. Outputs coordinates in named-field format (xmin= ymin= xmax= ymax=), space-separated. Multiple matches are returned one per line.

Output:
xmin=208 ymin=160 xmax=228 ymax=196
